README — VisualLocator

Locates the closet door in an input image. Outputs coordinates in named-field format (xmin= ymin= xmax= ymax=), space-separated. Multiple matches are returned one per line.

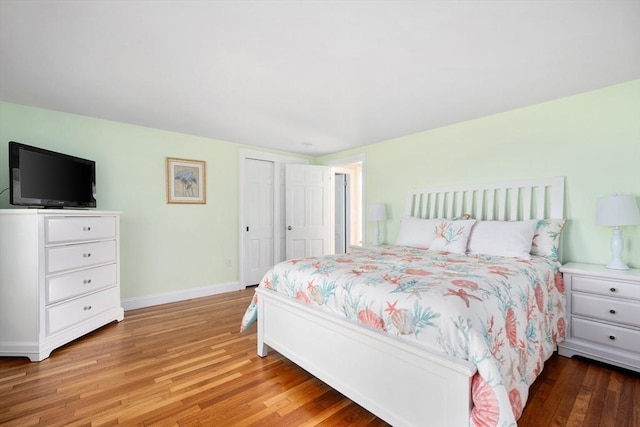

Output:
xmin=285 ymin=164 xmax=333 ymax=259
xmin=243 ymin=159 xmax=274 ymax=285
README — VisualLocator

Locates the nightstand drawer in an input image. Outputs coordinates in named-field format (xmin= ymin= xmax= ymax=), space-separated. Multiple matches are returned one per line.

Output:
xmin=573 ymin=294 xmax=640 ymax=327
xmin=571 ymin=317 xmax=640 ymax=354
xmin=571 ymin=275 xmax=640 ymax=301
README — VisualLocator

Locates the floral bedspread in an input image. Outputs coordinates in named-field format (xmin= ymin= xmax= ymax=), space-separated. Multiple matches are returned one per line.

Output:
xmin=240 ymin=246 xmax=565 ymax=427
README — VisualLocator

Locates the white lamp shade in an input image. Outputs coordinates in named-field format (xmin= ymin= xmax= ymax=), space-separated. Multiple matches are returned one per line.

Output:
xmin=596 ymin=194 xmax=640 ymax=227
xmin=369 ymin=203 xmax=387 ymax=221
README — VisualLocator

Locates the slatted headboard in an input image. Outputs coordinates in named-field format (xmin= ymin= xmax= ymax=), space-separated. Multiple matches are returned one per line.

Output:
xmin=404 ymin=176 xmax=565 ymax=221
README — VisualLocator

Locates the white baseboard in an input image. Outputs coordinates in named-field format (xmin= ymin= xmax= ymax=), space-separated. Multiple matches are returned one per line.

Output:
xmin=121 ymin=281 xmax=242 ymax=311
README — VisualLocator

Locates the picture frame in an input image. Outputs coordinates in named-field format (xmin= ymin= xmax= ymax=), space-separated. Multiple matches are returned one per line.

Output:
xmin=166 ymin=157 xmax=206 ymax=204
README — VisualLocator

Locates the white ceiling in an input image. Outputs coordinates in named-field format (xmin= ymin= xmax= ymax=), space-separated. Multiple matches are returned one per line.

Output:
xmin=1 ymin=1 xmax=638 ymax=156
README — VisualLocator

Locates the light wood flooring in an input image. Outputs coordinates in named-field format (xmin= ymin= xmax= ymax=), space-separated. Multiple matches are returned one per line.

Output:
xmin=1 ymin=288 xmax=638 ymax=426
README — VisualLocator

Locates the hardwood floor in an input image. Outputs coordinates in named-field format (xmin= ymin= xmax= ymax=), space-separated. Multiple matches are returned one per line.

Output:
xmin=1 ymin=288 xmax=638 ymax=426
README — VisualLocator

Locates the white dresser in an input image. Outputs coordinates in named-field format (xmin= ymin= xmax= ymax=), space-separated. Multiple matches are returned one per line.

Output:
xmin=558 ymin=262 xmax=640 ymax=372
xmin=0 ymin=209 xmax=124 ymax=361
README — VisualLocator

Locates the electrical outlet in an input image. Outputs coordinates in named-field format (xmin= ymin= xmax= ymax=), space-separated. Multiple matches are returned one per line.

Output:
xmin=226 ymin=258 xmax=232 ymax=268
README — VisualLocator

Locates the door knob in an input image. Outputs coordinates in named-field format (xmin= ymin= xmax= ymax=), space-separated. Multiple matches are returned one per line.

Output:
xmin=287 ymin=226 xmax=292 ymax=230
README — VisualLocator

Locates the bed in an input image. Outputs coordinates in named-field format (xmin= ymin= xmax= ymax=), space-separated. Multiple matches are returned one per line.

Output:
xmin=241 ymin=176 xmax=566 ymax=427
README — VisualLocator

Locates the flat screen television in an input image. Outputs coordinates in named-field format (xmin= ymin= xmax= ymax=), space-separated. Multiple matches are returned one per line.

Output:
xmin=9 ymin=141 xmax=97 ymax=208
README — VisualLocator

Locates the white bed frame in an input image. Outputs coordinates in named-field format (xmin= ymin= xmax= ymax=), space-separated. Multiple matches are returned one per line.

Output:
xmin=256 ymin=176 xmax=565 ymax=426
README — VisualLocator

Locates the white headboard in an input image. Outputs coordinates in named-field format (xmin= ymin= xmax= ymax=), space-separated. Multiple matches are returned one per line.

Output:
xmin=404 ymin=176 xmax=565 ymax=221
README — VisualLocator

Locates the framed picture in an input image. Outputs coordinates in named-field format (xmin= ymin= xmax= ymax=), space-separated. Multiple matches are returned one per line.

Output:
xmin=166 ymin=157 xmax=206 ymax=204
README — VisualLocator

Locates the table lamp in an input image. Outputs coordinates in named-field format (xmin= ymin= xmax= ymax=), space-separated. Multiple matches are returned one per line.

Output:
xmin=596 ymin=194 xmax=640 ymax=270
xmin=369 ymin=203 xmax=387 ymax=246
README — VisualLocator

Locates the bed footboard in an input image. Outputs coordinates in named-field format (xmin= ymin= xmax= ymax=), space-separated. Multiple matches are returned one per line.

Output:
xmin=256 ymin=287 xmax=476 ymax=427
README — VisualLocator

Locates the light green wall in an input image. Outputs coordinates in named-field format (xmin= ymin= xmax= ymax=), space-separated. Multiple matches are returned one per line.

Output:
xmin=1 ymin=80 xmax=638 ymax=302
xmin=319 ymin=80 xmax=640 ymax=268
xmin=0 ymin=102 xmax=307 ymax=299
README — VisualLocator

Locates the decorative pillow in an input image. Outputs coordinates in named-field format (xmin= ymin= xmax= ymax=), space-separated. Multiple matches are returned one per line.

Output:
xmin=395 ymin=216 xmax=442 ymax=248
xmin=531 ymin=219 xmax=567 ymax=259
xmin=467 ymin=220 xmax=538 ymax=259
xmin=429 ymin=219 xmax=476 ymax=254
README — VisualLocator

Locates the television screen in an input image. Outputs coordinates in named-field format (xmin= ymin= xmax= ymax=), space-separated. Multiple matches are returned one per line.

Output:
xmin=9 ymin=141 xmax=96 ymax=208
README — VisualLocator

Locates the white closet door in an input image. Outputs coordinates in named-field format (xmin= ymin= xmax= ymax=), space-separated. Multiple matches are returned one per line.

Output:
xmin=285 ymin=164 xmax=332 ymax=259
xmin=244 ymin=159 xmax=274 ymax=285
xmin=277 ymin=164 xmax=287 ymax=263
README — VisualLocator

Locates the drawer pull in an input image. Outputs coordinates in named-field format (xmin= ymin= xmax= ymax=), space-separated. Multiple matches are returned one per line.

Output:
xmin=609 ymin=335 xmax=616 ymax=340
xmin=82 ymin=253 xmax=92 ymax=258
xmin=609 ymin=309 xmax=616 ymax=314
xmin=83 ymin=279 xmax=92 ymax=284
xmin=83 ymin=226 xmax=92 ymax=231
xmin=83 ymin=305 xmax=92 ymax=311
xmin=609 ymin=287 xmax=617 ymax=293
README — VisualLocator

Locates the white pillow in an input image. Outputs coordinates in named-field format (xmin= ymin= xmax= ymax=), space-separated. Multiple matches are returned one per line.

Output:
xmin=429 ymin=219 xmax=477 ymax=254
xmin=467 ymin=220 xmax=537 ymax=259
xmin=395 ymin=216 xmax=442 ymax=248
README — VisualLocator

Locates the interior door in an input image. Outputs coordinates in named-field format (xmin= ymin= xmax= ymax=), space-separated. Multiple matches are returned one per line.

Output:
xmin=285 ymin=164 xmax=333 ymax=259
xmin=243 ymin=158 xmax=274 ymax=285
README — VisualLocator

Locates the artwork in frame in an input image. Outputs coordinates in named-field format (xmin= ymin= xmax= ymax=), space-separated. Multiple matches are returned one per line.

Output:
xmin=166 ymin=157 xmax=206 ymax=204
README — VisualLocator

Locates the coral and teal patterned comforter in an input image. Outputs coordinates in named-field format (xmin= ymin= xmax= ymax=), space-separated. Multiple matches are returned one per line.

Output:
xmin=240 ymin=246 xmax=565 ymax=427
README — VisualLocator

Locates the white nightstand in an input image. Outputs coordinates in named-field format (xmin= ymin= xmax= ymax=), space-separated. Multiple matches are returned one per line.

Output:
xmin=558 ymin=262 xmax=640 ymax=372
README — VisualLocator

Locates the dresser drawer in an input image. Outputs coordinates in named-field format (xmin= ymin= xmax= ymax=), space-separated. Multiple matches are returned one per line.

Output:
xmin=571 ymin=275 xmax=640 ymax=301
xmin=46 ymin=240 xmax=117 ymax=274
xmin=45 ymin=216 xmax=116 ymax=244
xmin=46 ymin=264 xmax=117 ymax=304
xmin=46 ymin=286 xmax=120 ymax=335
xmin=572 ymin=294 xmax=640 ymax=327
xmin=571 ymin=317 xmax=640 ymax=354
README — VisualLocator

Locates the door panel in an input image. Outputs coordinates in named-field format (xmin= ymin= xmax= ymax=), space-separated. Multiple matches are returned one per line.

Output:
xmin=285 ymin=164 xmax=332 ymax=260
xmin=244 ymin=159 xmax=274 ymax=285
xmin=310 ymin=239 xmax=324 ymax=257
xmin=278 ymin=165 xmax=286 ymax=263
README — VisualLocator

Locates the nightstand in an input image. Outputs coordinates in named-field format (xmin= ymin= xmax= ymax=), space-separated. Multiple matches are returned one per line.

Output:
xmin=558 ymin=262 xmax=640 ymax=372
